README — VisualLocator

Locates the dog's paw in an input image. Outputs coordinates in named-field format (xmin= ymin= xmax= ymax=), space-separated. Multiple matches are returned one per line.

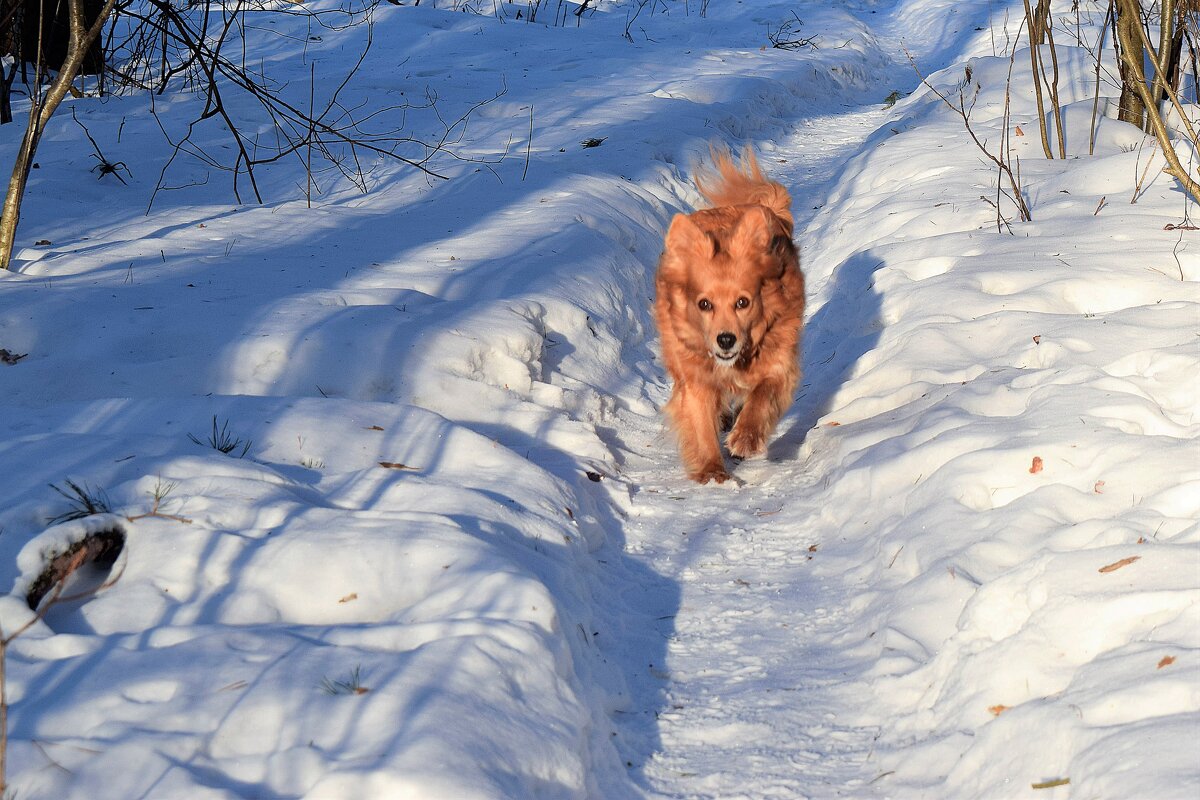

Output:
xmin=692 ymin=462 xmax=731 ymax=484
xmin=726 ymin=426 xmax=766 ymax=459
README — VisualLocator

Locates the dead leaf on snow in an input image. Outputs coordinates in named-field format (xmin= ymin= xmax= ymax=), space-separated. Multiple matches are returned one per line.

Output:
xmin=1158 ymin=655 xmax=1176 ymax=669
xmin=1031 ymin=778 xmax=1069 ymax=790
xmin=1029 ymin=456 xmax=1044 ymax=474
xmin=1098 ymin=555 xmax=1140 ymax=573
xmin=988 ymin=704 xmax=1009 ymax=716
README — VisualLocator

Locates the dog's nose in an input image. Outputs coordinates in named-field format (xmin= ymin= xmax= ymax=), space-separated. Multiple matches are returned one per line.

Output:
xmin=716 ymin=332 xmax=737 ymax=351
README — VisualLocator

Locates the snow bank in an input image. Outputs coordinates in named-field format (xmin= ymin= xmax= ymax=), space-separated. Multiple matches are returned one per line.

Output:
xmin=0 ymin=397 xmax=619 ymax=798
xmin=799 ymin=28 xmax=1200 ymax=800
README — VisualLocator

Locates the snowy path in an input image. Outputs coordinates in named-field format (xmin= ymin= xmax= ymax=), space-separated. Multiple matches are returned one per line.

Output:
xmin=608 ymin=103 xmax=895 ymax=798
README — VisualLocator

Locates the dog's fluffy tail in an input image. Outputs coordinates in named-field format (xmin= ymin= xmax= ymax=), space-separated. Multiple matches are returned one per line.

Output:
xmin=695 ymin=145 xmax=794 ymax=233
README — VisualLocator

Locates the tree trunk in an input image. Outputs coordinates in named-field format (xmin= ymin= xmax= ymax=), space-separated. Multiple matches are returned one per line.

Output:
xmin=1115 ymin=0 xmax=1146 ymax=126
xmin=1028 ymin=0 xmax=1052 ymax=45
xmin=1155 ymin=0 xmax=1191 ymax=102
xmin=21 ymin=0 xmax=106 ymax=74
xmin=0 ymin=0 xmax=116 ymax=270
xmin=1 ymin=0 xmax=21 ymax=123
xmin=1114 ymin=0 xmax=1200 ymax=204
xmin=1024 ymin=0 xmax=1055 ymax=158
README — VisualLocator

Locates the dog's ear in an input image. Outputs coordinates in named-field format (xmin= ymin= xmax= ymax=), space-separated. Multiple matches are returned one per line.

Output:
xmin=665 ymin=213 xmax=719 ymax=260
xmin=770 ymin=232 xmax=796 ymax=263
xmin=733 ymin=207 xmax=794 ymax=276
xmin=730 ymin=205 xmax=774 ymax=253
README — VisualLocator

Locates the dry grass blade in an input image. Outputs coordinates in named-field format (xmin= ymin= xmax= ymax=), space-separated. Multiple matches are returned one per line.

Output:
xmin=319 ymin=665 xmax=370 ymax=696
xmin=47 ymin=480 xmax=112 ymax=525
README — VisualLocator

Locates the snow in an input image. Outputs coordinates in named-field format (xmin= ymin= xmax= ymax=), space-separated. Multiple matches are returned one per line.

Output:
xmin=0 ymin=0 xmax=1197 ymax=798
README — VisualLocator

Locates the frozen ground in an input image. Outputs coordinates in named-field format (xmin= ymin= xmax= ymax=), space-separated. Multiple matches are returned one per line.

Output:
xmin=0 ymin=1 xmax=1196 ymax=798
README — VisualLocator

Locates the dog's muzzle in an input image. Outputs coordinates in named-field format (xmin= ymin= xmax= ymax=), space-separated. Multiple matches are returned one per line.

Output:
xmin=711 ymin=348 xmax=741 ymax=365
xmin=713 ymin=332 xmax=740 ymax=364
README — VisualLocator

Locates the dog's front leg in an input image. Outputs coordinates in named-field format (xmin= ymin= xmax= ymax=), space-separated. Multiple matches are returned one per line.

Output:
xmin=668 ymin=381 xmax=729 ymax=484
xmin=727 ymin=378 xmax=792 ymax=459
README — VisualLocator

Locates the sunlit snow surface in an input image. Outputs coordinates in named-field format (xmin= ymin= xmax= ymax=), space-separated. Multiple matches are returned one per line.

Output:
xmin=0 ymin=1 xmax=1196 ymax=798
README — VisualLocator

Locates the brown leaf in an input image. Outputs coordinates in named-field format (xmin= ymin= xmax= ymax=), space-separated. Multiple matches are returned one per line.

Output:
xmin=1031 ymin=778 xmax=1069 ymax=790
xmin=338 ymin=593 xmax=358 ymax=604
xmin=1032 ymin=335 xmax=1041 ymax=345
xmin=1094 ymin=480 xmax=1105 ymax=494
xmin=378 ymin=461 xmax=418 ymax=470
xmin=1015 ymin=125 xmax=1025 ymax=136
xmin=1029 ymin=456 xmax=1044 ymax=474
xmin=1158 ymin=655 xmax=1176 ymax=669
xmin=1098 ymin=555 xmax=1140 ymax=573
xmin=988 ymin=704 xmax=1010 ymax=716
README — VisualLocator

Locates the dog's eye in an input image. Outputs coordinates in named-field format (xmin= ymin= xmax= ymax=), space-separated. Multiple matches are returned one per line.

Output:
xmin=735 ymin=297 xmax=750 ymax=309
xmin=697 ymin=299 xmax=712 ymax=311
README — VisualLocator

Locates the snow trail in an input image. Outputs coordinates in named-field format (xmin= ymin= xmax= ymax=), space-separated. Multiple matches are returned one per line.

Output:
xmin=606 ymin=102 xmax=896 ymax=797
xmin=595 ymin=7 xmax=1062 ymax=793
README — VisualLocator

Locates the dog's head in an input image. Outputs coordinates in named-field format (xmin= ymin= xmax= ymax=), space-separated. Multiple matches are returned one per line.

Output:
xmin=658 ymin=205 xmax=796 ymax=366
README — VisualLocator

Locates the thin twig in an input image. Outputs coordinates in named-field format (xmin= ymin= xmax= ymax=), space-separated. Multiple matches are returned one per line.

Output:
xmin=522 ymin=103 xmax=534 ymax=181
xmin=906 ymin=48 xmax=1032 ymax=225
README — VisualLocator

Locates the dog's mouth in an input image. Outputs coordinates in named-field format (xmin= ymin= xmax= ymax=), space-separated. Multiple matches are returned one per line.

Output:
xmin=711 ymin=348 xmax=741 ymax=365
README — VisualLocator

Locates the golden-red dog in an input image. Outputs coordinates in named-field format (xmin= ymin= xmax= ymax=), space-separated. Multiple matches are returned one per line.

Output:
xmin=654 ymin=147 xmax=805 ymax=484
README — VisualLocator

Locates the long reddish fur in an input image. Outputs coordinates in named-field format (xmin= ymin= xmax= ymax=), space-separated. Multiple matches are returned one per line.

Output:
xmin=654 ymin=147 xmax=805 ymax=483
